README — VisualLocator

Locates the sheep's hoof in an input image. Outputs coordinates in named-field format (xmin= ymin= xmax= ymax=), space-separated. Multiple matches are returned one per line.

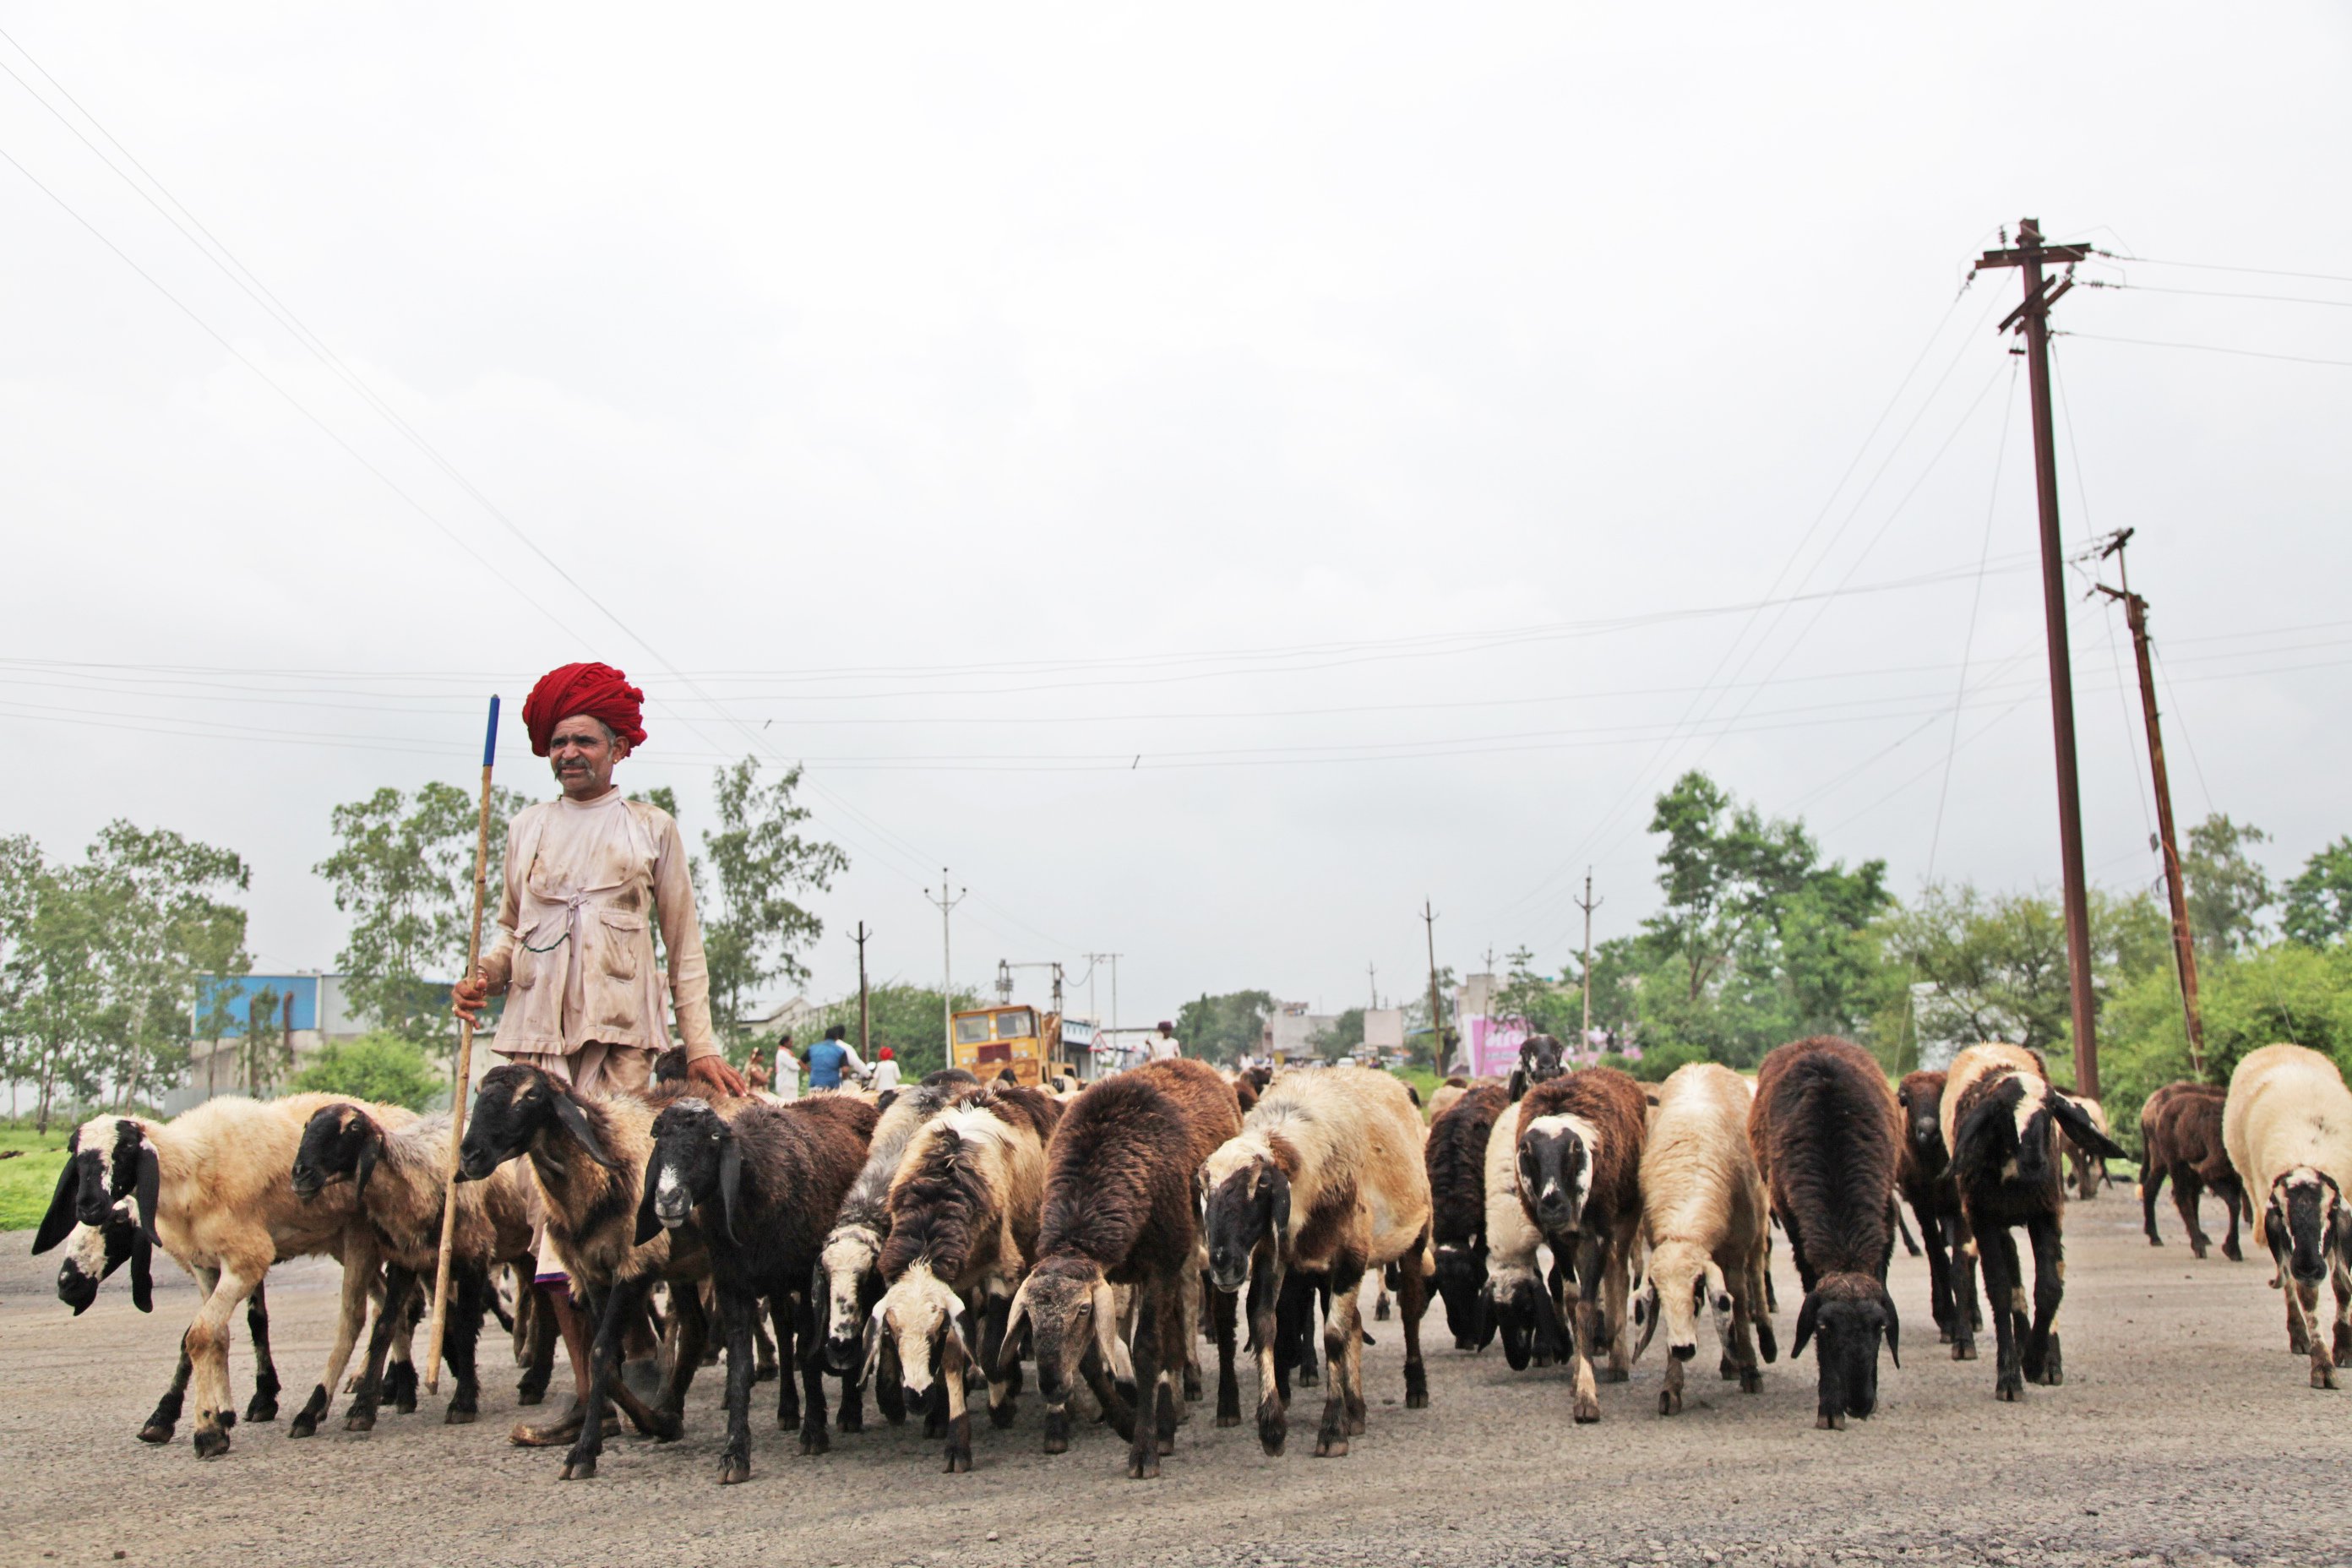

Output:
xmin=2314 ymin=1362 xmax=2338 ymax=1390
xmin=836 ymin=1408 xmax=863 ymax=1435
xmin=1257 ymin=1408 xmax=1286 ymax=1456
xmin=2224 ymin=1242 xmax=2246 ymax=1262
xmin=1128 ymin=1455 xmax=1160 ymax=1480
xmin=989 ymin=1401 xmax=1018 ymax=1430
xmin=1719 ymin=1357 xmax=1738 ymax=1382
xmin=1405 ymin=1389 xmax=1428 ymax=1410
xmin=1572 ymin=1396 xmax=1600 ymax=1424
xmin=2037 ymin=1338 xmax=2064 ymax=1386
xmin=1217 ymin=1409 xmax=1242 ymax=1427
xmin=1183 ymin=1369 xmax=1203 ymax=1400
xmin=1658 ymin=1390 xmax=1681 ymax=1417
xmin=385 ymin=1364 xmax=418 ymax=1414
xmin=1347 ymin=1413 xmax=1365 ymax=1435
xmin=799 ymin=1428 xmax=830 ymax=1456
xmin=1937 ymin=1328 xmax=1953 ymax=1343
xmin=139 ymin=1421 xmax=176 ymax=1445
xmin=1740 ymin=1369 xmax=1763 ymax=1395
xmin=1297 ymin=1364 xmax=1319 ymax=1389
xmin=645 ymin=1413 xmax=683 ymax=1444
xmin=1815 ymin=1412 xmax=1843 ymax=1431
xmin=720 ymin=1456 xmax=751 ymax=1485
xmin=193 ymin=1425 xmax=231 ymax=1459
xmin=1313 ymin=1434 xmax=1348 ymax=1458
xmin=560 ymin=1455 xmax=596 ymax=1480
xmin=944 ymin=1447 xmax=972 ymax=1474
xmin=1375 ymin=1298 xmax=1391 ymax=1322
xmin=244 ymin=1393 xmax=279 ymax=1424
xmin=2190 ymin=1241 xmax=2208 ymax=1260
xmin=754 ymin=1364 xmax=777 ymax=1385
xmin=1952 ymin=1342 xmax=1977 ymax=1362
xmin=344 ymin=1410 xmax=377 ymax=1433
xmin=1603 ymin=1365 xmax=1629 ymax=1384
xmin=2145 ymin=1233 xmax=2163 ymax=1247
xmin=445 ymin=1406 xmax=477 ymax=1426
xmin=1996 ymin=1380 xmax=2023 ymax=1402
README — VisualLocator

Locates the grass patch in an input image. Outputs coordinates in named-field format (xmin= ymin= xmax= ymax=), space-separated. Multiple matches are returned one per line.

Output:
xmin=0 ymin=1125 xmax=72 ymax=1232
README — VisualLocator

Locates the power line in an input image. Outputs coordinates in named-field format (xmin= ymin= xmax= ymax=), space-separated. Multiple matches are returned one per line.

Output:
xmin=2058 ymin=332 xmax=2352 ymax=370
xmin=2094 ymin=251 xmax=2352 ymax=288
xmin=2082 ymin=280 xmax=2352 ymax=310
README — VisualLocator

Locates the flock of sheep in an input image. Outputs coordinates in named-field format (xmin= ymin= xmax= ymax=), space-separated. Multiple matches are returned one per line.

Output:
xmin=28 ymin=1031 xmax=2352 ymax=1485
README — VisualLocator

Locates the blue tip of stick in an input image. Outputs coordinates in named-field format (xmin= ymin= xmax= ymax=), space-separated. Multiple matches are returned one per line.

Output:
xmin=482 ymin=694 xmax=501 ymax=770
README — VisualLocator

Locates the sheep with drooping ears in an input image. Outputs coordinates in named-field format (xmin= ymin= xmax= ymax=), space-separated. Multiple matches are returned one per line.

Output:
xmin=1202 ymin=1065 xmax=1434 ymax=1459
xmin=1750 ymin=1036 xmax=1903 ymax=1429
xmin=1481 ymin=1082 xmax=1568 ymax=1370
xmin=1894 ymin=1069 xmax=1976 ymax=1348
xmin=2223 ymin=1043 xmax=2352 ymax=1386
xmin=1001 ymin=1057 xmax=1243 ymax=1479
xmin=455 ymin=1062 xmax=740 ymax=1480
xmin=31 ymin=1093 xmax=418 ymax=1457
xmin=2137 ymin=1081 xmax=2243 ymax=1259
xmin=2061 ymin=1094 xmax=2114 ymax=1200
xmin=641 ymin=1091 xmax=876 ymax=1481
xmin=1942 ymin=1042 xmax=2127 ymax=1400
xmin=867 ymin=1084 xmax=1062 ymax=1472
xmin=290 ymin=1102 xmax=536 ymax=1432
xmin=1514 ymin=1066 xmax=1648 ymax=1424
xmin=1631 ymin=1062 xmax=1774 ymax=1415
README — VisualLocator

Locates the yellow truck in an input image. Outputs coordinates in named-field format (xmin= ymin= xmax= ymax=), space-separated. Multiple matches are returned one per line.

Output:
xmin=950 ymin=1004 xmax=1068 ymax=1086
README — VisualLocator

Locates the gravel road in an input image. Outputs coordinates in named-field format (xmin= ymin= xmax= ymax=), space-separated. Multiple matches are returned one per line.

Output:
xmin=2 ymin=1198 xmax=2341 ymax=1568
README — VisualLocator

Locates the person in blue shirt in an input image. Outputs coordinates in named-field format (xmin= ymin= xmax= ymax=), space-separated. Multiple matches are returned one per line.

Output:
xmin=804 ymin=1024 xmax=868 ymax=1090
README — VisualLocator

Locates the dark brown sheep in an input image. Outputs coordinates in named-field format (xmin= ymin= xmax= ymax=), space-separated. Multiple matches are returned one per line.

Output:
xmin=1426 ymin=1083 xmax=1511 ymax=1350
xmin=1750 ymin=1036 xmax=1903 ymax=1429
xmin=641 ymin=1092 xmax=877 ymax=1483
xmin=1001 ymin=1058 xmax=1241 ymax=1480
xmin=1894 ymin=1069 xmax=1977 ymax=1348
xmin=1513 ymin=1066 xmax=1647 ymax=1424
xmin=2137 ymin=1081 xmax=2242 ymax=1260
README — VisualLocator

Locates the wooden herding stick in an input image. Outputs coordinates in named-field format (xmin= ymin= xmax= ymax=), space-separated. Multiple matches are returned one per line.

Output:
xmin=425 ymin=694 xmax=500 ymax=1393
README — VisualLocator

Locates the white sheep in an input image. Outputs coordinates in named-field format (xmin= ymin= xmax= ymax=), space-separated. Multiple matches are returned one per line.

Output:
xmin=1631 ymin=1062 xmax=1776 ymax=1414
xmin=2223 ymin=1043 xmax=2352 ymax=1387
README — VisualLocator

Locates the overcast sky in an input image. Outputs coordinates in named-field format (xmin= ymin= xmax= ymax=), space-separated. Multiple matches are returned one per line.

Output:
xmin=6 ymin=4 xmax=2349 ymax=1030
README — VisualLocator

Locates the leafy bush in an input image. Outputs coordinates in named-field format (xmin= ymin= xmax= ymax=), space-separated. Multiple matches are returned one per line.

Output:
xmin=291 ymin=1032 xmax=440 ymax=1110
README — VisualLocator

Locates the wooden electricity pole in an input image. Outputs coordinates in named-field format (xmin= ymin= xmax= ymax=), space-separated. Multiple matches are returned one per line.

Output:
xmin=925 ymin=871 xmax=966 ymax=1054
xmin=1574 ymin=868 xmax=1602 ymax=1043
xmin=1978 ymin=217 xmax=2101 ymax=1101
xmin=1422 ymin=900 xmax=1446 ymax=1075
xmin=2096 ymin=531 xmax=2208 ymax=1077
xmin=854 ymin=921 xmax=873 ymax=1061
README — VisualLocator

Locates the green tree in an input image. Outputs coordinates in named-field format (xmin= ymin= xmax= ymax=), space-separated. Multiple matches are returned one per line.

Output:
xmin=315 ymin=783 xmax=525 ymax=1060
xmin=1309 ymin=1007 xmax=1367 ymax=1063
xmin=1174 ymin=989 xmax=1275 ymax=1065
xmin=814 ymin=981 xmax=984 ymax=1079
xmin=1494 ymin=948 xmax=1578 ymax=1039
xmin=2182 ymin=814 xmax=2273 ymax=961
xmin=291 ymin=1032 xmax=440 ymax=1109
xmin=700 ymin=759 xmax=847 ymax=1048
xmin=2283 ymin=836 xmax=2352 ymax=947
xmin=239 ymin=984 xmax=287 ymax=1097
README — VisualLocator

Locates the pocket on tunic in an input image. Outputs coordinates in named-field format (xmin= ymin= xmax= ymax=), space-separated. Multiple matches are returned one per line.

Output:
xmin=597 ymin=909 xmax=645 ymax=981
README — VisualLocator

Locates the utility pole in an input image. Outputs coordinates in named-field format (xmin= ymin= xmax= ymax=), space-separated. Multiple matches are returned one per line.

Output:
xmin=1085 ymin=952 xmax=1124 ymax=1040
xmin=2095 ymin=530 xmax=2208 ymax=1077
xmin=924 ymin=870 xmax=966 ymax=1055
xmin=1978 ymin=217 xmax=2101 ymax=1101
xmin=854 ymin=922 xmax=873 ymax=1063
xmin=1368 ymin=962 xmax=1379 ymax=1010
xmin=1422 ymin=900 xmax=1446 ymax=1075
xmin=1574 ymin=868 xmax=1602 ymax=1043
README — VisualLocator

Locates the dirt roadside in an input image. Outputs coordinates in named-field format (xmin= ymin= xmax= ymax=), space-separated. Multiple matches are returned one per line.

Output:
xmin=1 ymin=1200 xmax=2340 ymax=1568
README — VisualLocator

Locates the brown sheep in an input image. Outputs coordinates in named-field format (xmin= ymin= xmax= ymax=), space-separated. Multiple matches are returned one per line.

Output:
xmin=1514 ymin=1065 xmax=1648 ymax=1424
xmin=2136 ymin=1081 xmax=2241 ymax=1260
xmin=1750 ymin=1037 xmax=1903 ymax=1429
xmin=1003 ymin=1057 xmax=1241 ymax=1479
xmin=1204 ymin=1065 xmax=1433 ymax=1457
xmin=868 ymin=1085 xmax=1061 ymax=1471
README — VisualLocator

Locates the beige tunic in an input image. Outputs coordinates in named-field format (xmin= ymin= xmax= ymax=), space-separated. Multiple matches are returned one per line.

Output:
xmin=479 ymin=791 xmax=720 ymax=1090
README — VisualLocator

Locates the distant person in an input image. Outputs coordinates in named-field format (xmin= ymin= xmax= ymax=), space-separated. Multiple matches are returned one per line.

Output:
xmin=805 ymin=1024 xmax=868 ymax=1090
xmin=869 ymin=1045 xmax=901 ymax=1092
xmin=772 ymin=1033 xmax=801 ymax=1102
xmin=743 ymin=1044 xmax=772 ymax=1092
xmin=1149 ymin=1021 xmax=1181 ymax=1061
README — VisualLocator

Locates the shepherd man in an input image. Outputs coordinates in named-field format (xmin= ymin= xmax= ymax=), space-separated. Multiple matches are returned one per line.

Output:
xmin=451 ymin=660 xmax=744 ymax=1445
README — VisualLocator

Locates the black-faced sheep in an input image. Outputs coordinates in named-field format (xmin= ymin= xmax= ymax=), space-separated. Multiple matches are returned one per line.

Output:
xmin=2062 ymin=1094 xmax=2114 ymax=1200
xmin=1003 ymin=1056 xmax=1242 ymax=1479
xmin=1425 ymin=1082 xmax=1511 ymax=1350
xmin=291 ymin=1103 xmax=537 ymax=1432
xmin=1480 ymin=1088 xmax=1568 ymax=1370
xmin=2137 ymin=1081 xmax=2241 ymax=1259
xmin=2223 ymin=1043 xmax=2352 ymax=1386
xmin=32 ymin=1093 xmax=417 ymax=1457
xmin=867 ymin=1085 xmax=1061 ymax=1472
xmin=642 ymin=1092 xmax=876 ymax=1480
xmin=1631 ymin=1063 xmax=1774 ymax=1415
xmin=1204 ymin=1065 xmax=1433 ymax=1458
xmin=1943 ymin=1043 xmax=2126 ymax=1400
xmin=1750 ymin=1036 xmax=1903 ymax=1429
xmin=1513 ymin=1066 xmax=1647 ymax=1423
xmin=455 ymin=1063 xmax=735 ymax=1478
xmin=1508 ymin=1035 xmax=1569 ymax=1102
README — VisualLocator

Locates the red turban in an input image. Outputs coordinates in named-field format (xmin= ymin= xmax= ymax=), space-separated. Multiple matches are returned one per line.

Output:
xmin=522 ymin=662 xmax=647 ymax=756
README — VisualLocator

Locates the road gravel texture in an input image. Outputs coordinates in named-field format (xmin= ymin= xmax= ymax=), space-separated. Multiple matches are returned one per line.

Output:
xmin=1 ymin=1199 xmax=2341 ymax=1568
